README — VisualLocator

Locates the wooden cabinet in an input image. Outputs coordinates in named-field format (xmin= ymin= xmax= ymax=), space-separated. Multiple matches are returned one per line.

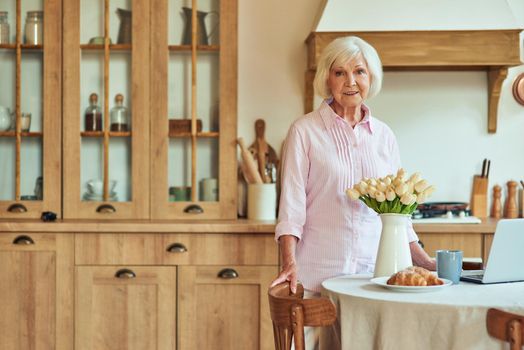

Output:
xmin=150 ymin=0 xmax=237 ymax=219
xmin=417 ymin=232 xmax=483 ymax=258
xmin=74 ymin=232 xmax=278 ymax=350
xmin=0 ymin=0 xmax=61 ymax=218
xmin=0 ymin=233 xmax=74 ymax=349
xmin=178 ymin=265 xmax=276 ymax=350
xmin=75 ymin=266 xmax=176 ymax=350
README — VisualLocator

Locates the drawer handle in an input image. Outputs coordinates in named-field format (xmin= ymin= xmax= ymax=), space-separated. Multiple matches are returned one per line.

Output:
xmin=115 ymin=269 xmax=136 ymax=279
xmin=184 ymin=204 xmax=204 ymax=214
xmin=12 ymin=235 xmax=35 ymax=245
xmin=7 ymin=203 xmax=27 ymax=213
xmin=166 ymin=243 xmax=188 ymax=253
xmin=218 ymin=268 xmax=239 ymax=279
xmin=96 ymin=204 xmax=116 ymax=214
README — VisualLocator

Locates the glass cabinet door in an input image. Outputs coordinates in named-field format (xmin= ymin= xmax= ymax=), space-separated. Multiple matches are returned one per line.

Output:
xmin=150 ymin=0 xmax=237 ymax=219
xmin=0 ymin=0 xmax=61 ymax=218
xmin=63 ymin=0 xmax=150 ymax=219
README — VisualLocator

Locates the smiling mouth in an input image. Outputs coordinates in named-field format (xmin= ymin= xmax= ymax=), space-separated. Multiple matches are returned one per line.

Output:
xmin=343 ymin=91 xmax=359 ymax=96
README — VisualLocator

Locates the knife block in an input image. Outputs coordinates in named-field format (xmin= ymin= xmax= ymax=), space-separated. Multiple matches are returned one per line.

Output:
xmin=470 ymin=175 xmax=488 ymax=218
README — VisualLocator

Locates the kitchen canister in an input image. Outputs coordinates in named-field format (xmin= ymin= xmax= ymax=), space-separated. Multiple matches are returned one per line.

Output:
xmin=0 ymin=11 xmax=9 ymax=44
xmin=247 ymin=183 xmax=277 ymax=220
xmin=25 ymin=11 xmax=43 ymax=45
xmin=199 ymin=178 xmax=218 ymax=201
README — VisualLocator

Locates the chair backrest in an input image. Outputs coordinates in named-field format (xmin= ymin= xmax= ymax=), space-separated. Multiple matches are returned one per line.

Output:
xmin=487 ymin=308 xmax=524 ymax=350
xmin=268 ymin=282 xmax=337 ymax=350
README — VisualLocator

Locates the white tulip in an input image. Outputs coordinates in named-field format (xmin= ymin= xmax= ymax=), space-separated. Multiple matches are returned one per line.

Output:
xmin=368 ymin=179 xmax=377 ymax=187
xmin=346 ymin=188 xmax=360 ymax=200
xmin=400 ymin=193 xmax=413 ymax=205
xmin=386 ymin=188 xmax=396 ymax=201
xmin=407 ymin=182 xmax=414 ymax=195
xmin=408 ymin=172 xmax=421 ymax=184
xmin=375 ymin=191 xmax=386 ymax=202
xmin=383 ymin=177 xmax=392 ymax=186
xmin=417 ymin=194 xmax=427 ymax=204
xmin=357 ymin=181 xmax=368 ymax=194
xmin=395 ymin=183 xmax=408 ymax=196
xmin=414 ymin=180 xmax=429 ymax=193
xmin=421 ymin=185 xmax=436 ymax=197
xmin=396 ymin=168 xmax=406 ymax=180
xmin=376 ymin=181 xmax=388 ymax=192
xmin=392 ymin=178 xmax=403 ymax=187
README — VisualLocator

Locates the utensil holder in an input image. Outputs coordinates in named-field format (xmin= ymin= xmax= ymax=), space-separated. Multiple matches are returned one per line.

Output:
xmin=247 ymin=183 xmax=276 ymax=220
xmin=470 ymin=175 xmax=488 ymax=218
xmin=519 ymin=189 xmax=524 ymax=218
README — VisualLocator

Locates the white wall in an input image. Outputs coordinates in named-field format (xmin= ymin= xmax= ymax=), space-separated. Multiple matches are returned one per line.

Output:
xmin=238 ymin=0 xmax=524 ymax=206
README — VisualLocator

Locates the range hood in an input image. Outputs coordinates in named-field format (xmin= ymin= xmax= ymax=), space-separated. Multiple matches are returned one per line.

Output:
xmin=305 ymin=0 xmax=523 ymax=133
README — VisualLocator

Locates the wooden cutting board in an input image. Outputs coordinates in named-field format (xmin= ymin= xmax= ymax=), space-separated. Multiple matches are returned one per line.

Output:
xmin=249 ymin=119 xmax=278 ymax=183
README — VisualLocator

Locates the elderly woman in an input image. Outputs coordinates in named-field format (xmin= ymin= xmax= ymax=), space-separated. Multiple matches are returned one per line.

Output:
xmin=270 ymin=36 xmax=436 ymax=349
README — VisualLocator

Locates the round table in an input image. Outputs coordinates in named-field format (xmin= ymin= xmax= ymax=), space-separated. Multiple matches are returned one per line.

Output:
xmin=320 ymin=274 xmax=524 ymax=350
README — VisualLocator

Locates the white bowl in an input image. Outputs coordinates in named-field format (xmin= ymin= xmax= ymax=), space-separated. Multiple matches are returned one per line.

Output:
xmin=87 ymin=179 xmax=117 ymax=195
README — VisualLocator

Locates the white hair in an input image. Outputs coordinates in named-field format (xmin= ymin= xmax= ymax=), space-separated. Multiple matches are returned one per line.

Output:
xmin=313 ymin=36 xmax=383 ymax=100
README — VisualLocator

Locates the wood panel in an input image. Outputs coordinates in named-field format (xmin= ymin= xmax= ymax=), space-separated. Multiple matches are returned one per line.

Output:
xmin=178 ymin=265 xmax=277 ymax=350
xmin=75 ymin=233 xmax=278 ymax=265
xmin=417 ymin=232 xmax=483 ymax=258
xmin=306 ymin=30 xmax=522 ymax=70
xmin=75 ymin=266 xmax=176 ymax=350
xmin=0 ymin=233 xmax=73 ymax=350
xmin=483 ymin=233 xmax=494 ymax=265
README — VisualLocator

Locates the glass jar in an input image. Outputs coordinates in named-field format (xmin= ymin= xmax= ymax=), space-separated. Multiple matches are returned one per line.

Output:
xmin=110 ymin=94 xmax=130 ymax=131
xmin=0 ymin=12 xmax=9 ymax=44
xmin=84 ymin=93 xmax=103 ymax=131
xmin=25 ymin=11 xmax=43 ymax=45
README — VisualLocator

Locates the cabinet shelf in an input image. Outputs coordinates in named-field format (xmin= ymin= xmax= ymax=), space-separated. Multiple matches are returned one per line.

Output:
xmin=0 ymin=44 xmax=43 ymax=50
xmin=80 ymin=44 xmax=132 ymax=51
xmin=0 ymin=131 xmax=43 ymax=137
xmin=168 ymin=131 xmax=219 ymax=138
xmin=168 ymin=45 xmax=219 ymax=52
xmin=81 ymin=131 xmax=132 ymax=137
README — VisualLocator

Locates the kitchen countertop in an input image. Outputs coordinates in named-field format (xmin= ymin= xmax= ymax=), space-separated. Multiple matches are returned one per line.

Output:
xmin=0 ymin=218 xmax=499 ymax=234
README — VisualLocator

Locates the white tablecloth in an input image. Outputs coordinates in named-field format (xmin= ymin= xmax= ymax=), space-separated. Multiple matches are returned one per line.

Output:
xmin=320 ymin=274 xmax=524 ymax=350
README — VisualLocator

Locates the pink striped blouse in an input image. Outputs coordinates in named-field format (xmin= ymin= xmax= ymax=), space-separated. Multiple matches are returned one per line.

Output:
xmin=275 ymin=100 xmax=419 ymax=292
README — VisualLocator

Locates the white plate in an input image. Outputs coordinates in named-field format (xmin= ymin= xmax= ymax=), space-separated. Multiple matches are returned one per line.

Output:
xmin=370 ymin=276 xmax=453 ymax=292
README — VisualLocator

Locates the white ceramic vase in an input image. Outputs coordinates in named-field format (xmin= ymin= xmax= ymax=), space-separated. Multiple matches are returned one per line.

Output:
xmin=373 ymin=213 xmax=413 ymax=277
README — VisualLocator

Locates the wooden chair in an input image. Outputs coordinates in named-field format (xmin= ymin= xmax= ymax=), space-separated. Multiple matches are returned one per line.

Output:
xmin=486 ymin=308 xmax=524 ymax=349
xmin=268 ymin=282 xmax=337 ymax=350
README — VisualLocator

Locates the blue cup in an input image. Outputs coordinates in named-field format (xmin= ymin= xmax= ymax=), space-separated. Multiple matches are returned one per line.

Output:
xmin=436 ymin=250 xmax=463 ymax=284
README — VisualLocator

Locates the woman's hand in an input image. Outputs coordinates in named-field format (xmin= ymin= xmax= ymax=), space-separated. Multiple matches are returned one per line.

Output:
xmin=270 ymin=234 xmax=299 ymax=293
xmin=270 ymin=261 xmax=298 ymax=293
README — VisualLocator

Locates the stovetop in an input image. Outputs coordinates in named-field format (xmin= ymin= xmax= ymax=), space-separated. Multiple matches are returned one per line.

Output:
xmin=411 ymin=209 xmax=481 ymax=224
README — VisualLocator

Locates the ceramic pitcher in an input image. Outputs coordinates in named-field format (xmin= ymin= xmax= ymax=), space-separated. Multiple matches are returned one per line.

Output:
xmin=0 ymin=106 xmax=12 ymax=131
xmin=373 ymin=213 xmax=413 ymax=277
xmin=181 ymin=7 xmax=218 ymax=45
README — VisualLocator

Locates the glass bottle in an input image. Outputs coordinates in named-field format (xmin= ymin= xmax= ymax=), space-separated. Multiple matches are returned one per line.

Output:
xmin=84 ymin=93 xmax=103 ymax=131
xmin=0 ymin=12 xmax=9 ymax=44
xmin=25 ymin=11 xmax=43 ymax=45
xmin=110 ymin=94 xmax=130 ymax=131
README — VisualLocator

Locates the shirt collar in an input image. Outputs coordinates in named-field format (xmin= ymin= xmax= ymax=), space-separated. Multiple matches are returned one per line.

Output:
xmin=319 ymin=99 xmax=374 ymax=134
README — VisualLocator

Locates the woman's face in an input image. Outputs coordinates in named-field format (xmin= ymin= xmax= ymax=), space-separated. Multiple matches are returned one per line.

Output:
xmin=327 ymin=54 xmax=370 ymax=109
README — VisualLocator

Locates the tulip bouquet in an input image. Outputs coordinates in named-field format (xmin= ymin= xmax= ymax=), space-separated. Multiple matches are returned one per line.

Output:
xmin=346 ymin=168 xmax=435 ymax=215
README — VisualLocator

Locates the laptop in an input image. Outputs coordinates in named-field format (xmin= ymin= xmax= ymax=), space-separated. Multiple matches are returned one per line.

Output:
xmin=460 ymin=219 xmax=524 ymax=284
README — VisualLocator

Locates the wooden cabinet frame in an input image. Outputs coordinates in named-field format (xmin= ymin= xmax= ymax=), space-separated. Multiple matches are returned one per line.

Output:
xmin=0 ymin=0 xmax=61 ymax=218
xmin=150 ymin=0 xmax=238 ymax=219
xmin=62 ymin=0 xmax=150 ymax=219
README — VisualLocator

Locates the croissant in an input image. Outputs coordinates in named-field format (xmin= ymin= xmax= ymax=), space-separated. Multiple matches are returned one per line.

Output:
xmin=406 ymin=266 xmax=444 ymax=286
xmin=387 ymin=271 xmax=427 ymax=286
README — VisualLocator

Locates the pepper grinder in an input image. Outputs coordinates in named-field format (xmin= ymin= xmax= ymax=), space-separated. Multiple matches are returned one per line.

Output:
xmin=490 ymin=185 xmax=502 ymax=219
xmin=503 ymin=180 xmax=518 ymax=218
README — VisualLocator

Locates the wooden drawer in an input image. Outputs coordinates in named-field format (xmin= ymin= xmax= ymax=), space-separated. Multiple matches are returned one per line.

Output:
xmin=163 ymin=234 xmax=278 ymax=265
xmin=75 ymin=233 xmax=278 ymax=266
